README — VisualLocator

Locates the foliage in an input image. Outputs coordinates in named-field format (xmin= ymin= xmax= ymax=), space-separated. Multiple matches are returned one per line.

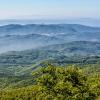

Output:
xmin=32 ymin=64 xmax=100 ymax=100
xmin=0 ymin=65 xmax=100 ymax=100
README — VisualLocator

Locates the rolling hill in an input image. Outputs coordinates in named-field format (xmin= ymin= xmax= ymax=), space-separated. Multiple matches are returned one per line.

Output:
xmin=0 ymin=24 xmax=100 ymax=53
xmin=0 ymin=41 xmax=100 ymax=66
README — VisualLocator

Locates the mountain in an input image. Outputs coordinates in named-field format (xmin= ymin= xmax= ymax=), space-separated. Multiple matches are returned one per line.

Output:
xmin=0 ymin=41 xmax=100 ymax=66
xmin=0 ymin=24 xmax=100 ymax=53
xmin=1 ymin=40 xmax=100 ymax=90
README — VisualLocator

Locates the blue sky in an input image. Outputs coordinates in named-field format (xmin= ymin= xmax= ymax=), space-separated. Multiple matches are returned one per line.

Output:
xmin=0 ymin=0 xmax=100 ymax=19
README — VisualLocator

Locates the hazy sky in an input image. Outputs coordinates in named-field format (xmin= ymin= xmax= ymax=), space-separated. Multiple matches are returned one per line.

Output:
xmin=0 ymin=0 xmax=100 ymax=19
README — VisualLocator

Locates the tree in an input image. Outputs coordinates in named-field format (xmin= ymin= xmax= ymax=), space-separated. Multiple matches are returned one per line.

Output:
xmin=32 ymin=64 xmax=97 ymax=100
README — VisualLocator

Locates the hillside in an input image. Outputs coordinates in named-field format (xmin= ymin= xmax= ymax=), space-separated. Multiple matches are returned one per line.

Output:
xmin=0 ymin=65 xmax=100 ymax=100
xmin=0 ymin=41 xmax=100 ymax=66
xmin=0 ymin=41 xmax=100 ymax=90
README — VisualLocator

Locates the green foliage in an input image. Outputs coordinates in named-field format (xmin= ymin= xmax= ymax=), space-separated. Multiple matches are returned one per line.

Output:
xmin=0 ymin=65 xmax=100 ymax=100
xmin=0 ymin=86 xmax=35 ymax=100
xmin=0 ymin=75 xmax=34 ymax=89
xmin=32 ymin=65 xmax=100 ymax=100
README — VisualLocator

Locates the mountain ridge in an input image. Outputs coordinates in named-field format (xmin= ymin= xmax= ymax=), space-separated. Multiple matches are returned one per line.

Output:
xmin=0 ymin=41 xmax=100 ymax=66
xmin=0 ymin=24 xmax=100 ymax=53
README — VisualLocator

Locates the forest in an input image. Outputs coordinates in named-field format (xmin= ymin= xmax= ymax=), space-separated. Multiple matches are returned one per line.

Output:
xmin=0 ymin=63 xmax=100 ymax=100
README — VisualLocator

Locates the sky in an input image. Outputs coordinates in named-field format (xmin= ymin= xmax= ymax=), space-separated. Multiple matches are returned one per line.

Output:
xmin=0 ymin=0 xmax=100 ymax=19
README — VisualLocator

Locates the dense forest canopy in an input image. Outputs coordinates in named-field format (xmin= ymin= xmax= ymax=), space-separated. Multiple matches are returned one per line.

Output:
xmin=0 ymin=64 xmax=100 ymax=100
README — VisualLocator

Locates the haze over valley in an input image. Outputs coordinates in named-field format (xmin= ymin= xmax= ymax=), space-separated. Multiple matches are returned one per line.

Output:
xmin=0 ymin=23 xmax=100 ymax=53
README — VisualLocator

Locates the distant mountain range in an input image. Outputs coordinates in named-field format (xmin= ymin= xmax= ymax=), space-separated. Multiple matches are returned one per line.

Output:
xmin=0 ymin=24 xmax=100 ymax=53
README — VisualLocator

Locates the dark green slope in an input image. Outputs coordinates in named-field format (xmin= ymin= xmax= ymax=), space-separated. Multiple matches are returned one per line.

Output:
xmin=0 ymin=41 xmax=100 ymax=66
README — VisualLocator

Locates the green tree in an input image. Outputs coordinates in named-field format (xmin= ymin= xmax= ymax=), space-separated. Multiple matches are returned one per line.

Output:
xmin=32 ymin=64 xmax=97 ymax=100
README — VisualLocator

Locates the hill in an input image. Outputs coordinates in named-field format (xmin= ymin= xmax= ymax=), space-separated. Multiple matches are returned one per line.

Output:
xmin=0 ymin=41 xmax=100 ymax=77
xmin=0 ymin=65 xmax=100 ymax=100
xmin=0 ymin=41 xmax=100 ymax=66
xmin=0 ymin=24 xmax=100 ymax=53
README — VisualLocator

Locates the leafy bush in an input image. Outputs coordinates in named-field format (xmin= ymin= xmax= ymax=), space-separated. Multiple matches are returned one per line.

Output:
xmin=32 ymin=64 xmax=100 ymax=100
xmin=0 ymin=64 xmax=100 ymax=100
